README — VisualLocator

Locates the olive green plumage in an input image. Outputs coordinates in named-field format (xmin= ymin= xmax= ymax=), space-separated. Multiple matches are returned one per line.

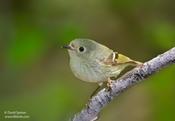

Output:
xmin=64 ymin=39 xmax=142 ymax=85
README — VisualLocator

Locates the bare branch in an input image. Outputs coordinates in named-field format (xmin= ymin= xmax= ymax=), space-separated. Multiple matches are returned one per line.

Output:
xmin=72 ymin=47 xmax=175 ymax=121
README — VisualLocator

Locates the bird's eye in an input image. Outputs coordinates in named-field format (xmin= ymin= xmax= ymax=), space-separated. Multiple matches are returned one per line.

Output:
xmin=79 ymin=46 xmax=85 ymax=52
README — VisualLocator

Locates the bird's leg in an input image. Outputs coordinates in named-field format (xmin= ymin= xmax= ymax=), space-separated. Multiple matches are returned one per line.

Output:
xmin=106 ymin=77 xmax=112 ymax=91
xmin=90 ymin=83 xmax=103 ymax=98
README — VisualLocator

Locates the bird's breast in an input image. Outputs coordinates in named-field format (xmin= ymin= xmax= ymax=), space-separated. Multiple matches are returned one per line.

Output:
xmin=69 ymin=59 xmax=107 ymax=83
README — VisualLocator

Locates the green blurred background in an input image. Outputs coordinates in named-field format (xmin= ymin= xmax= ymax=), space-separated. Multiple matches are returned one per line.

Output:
xmin=0 ymin=0 xmax=175 ymax=121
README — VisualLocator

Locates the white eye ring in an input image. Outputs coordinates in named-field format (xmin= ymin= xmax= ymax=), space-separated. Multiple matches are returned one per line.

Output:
xmin=78 ymin=46 xmax=86 ymax=53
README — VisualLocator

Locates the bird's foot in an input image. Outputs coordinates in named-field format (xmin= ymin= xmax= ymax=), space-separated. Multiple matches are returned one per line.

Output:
xmin=106 ymin=78 xmax=113 ymax=91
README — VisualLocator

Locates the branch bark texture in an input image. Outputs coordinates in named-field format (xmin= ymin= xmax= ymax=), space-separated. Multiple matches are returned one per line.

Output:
xmin=72 ymin=47 xmax=175 ymax=121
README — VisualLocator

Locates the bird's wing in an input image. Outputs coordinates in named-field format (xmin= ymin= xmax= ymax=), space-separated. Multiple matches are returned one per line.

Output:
xmin=103 ymin=52 xmax=142 ymax=66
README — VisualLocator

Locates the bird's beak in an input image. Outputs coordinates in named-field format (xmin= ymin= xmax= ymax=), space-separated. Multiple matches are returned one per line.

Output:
xmin=62 ymin=45 xmax=74 ymax=50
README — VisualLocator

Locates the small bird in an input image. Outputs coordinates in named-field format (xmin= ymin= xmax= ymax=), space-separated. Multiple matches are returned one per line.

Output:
xmin=63 ymin=39 xmax=142 ymax=96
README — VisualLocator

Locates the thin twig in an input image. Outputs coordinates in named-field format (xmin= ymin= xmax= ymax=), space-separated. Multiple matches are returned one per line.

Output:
xmin=72 ymin=47 xmax=175 ymax=121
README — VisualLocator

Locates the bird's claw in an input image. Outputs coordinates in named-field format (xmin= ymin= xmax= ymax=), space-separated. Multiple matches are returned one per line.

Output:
xmin=106 ymin=78 xmax=113 ymax=91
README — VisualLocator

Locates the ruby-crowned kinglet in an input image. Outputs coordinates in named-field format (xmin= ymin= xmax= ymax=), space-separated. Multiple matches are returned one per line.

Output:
xmin=63 ymin=39 xmax=142 ymax=93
